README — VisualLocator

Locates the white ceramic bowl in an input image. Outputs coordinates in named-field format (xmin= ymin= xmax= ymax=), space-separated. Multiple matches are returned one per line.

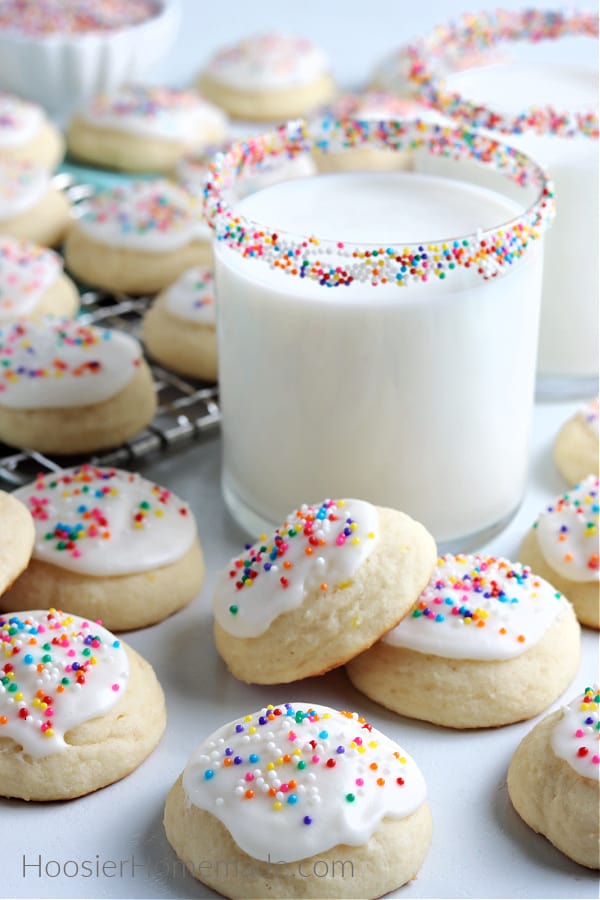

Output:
xmin=0 ymin=0 xmax=181 ymax=121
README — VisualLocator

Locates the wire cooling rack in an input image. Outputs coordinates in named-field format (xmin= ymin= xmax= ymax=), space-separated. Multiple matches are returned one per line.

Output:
xmin=0 ymin=174 xmax=222 ymax=488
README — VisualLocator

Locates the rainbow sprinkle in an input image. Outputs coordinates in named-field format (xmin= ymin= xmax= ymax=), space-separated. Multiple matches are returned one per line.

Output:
xmin=0 ymin=0 xmax=161 ymax=36
xmin=204 ymin=118 xmax=555 ymax=288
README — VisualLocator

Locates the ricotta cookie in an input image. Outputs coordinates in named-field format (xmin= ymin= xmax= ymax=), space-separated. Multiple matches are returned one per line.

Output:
xmin=67 ymin=84 xmax=228 ymax=174
xmin=213 ymin=498 xmax=437 ymax=684
xmin=508 ymin=685 xmax=600 ymax=869
xmin=0 ymin=158 xmax=71 ymax=247
xmin=0 ymin=92 xmax=64 ymax=169
xmin=347 ymin=554 xmax=580 ymax=728
xmin=2 ymin=465 xmax=204 ymax=631
xmin=142 ymin=266 xmax=217 ymax=381
xmin=0 ymin=237 xmax=79 ymax=321
xmin=164 ymin=702 xmax=432 ymax=899
xmin=0 ymin=319 xmax=156 ymax=454
xmin=0 ymin=490 xmax=34 ymax=595
xmin=64 ymin=180 xmax=211 ymax=294
xmin=0 ymin=608 xmax=166 ymax=801
xmin=198 ymin=32 xmax=336 ymax=121
xmin=554 ymin=399 xmax=599 ymax=486
xmin=313 ymin=93 xmax=421 ymax=173
xmin=520 ymin=476 xmax=599 ymax=629
xmin=177 ymin=145 xmax=316 ymax=201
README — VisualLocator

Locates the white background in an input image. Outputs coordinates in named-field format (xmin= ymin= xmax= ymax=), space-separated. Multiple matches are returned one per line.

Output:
xmin=3 ymin=2 xmax=599 ymax=899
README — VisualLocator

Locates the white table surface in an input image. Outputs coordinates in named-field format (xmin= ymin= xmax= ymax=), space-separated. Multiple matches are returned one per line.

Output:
xmin=3 ymin=2 xmax=599 ymax=898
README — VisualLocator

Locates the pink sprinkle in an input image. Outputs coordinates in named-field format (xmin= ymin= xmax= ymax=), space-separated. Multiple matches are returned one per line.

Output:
xmin=312 ymin=755 xmax=320 ymax=764
xmin=67 ymin=649 xmax=75 ymax=657
xmin=355 ymin=778 xmax=364 ymax=786
xmin=575 ymin=729 xmax=585 ymax=737
xmin=111 ymin=684 xmax=120 ymax=692
xmin=592 ymin=755 xmax=600 ymax=764
xmin=336 ymin=534 xmax=346 ymax=546
xmin=245 ymin=772 xmax=254 ymax=782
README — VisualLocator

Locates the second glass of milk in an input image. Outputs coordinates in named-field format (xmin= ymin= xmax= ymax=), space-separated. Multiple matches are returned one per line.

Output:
xmin=207 ymin=120 xmax=553 ymax=548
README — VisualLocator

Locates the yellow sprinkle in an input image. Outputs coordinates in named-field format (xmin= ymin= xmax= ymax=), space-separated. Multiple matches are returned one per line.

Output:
xmin=14 ymin=692 xmax=23 ymax=701
xmin=90 ymin=657 xmax=97 ymax=665
xmin=266 ymin=762 xmax=275 ymax=771
xmin=337 ymin=579 xmax=352 ymax=590
xmin=399 ymin=756 xmax=407 ymax=764
xmin=44 ymin=729 xmax=54 ymax=738
xmin=273 ymin=802 xmax=283 ymax=811
xmin=154 ymin=509 xmax=164 ymax=518
xmin=293 ymin=748 xmax=301 ymax=756
xmin=358 ymin=746 xmax=366 ymax=754
xmin=248 ymin=726 xmax=256 ymax=734
xmin=369 ymin=741 xmax=378 ymax=748
xmin=244 ymin=715 xmax=252 ymax=722
xmin=367 ymin=531 xmax=375 ymax=539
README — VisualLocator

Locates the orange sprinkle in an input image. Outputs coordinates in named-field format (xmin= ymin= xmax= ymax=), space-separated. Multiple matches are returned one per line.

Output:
xmin=499 ymin=627 xmax=507 ymax=635
xmin=305 ymin=547 xmax=313 ymax=556
xmin=377 ymin=777 xmax=385 ymax=786
xmin=0 ymin=716 xmax=7 ymax=725
xmin=268 ymin=787 xmax=277 ymax=797
xmin=283 ymin=561 xmax=292 ymax=569
xmin=476 ymin=620 xmax=485 ymax=628
xmin=517 ymin=635 xmax=526 ymax=643
xmin=320 ymin=583 xmax=328 ymax=591
xmin=223 ymin=758 xmax=232 ymax=767
xmin=245 ymin=790 xmax=254 ymax=799
xmin=370 ymin=762 xmax=378 ymax=770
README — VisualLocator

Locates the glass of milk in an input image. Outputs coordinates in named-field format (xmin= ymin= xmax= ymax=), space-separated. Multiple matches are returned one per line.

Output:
xmin=205 ymin=119 xmax=554 ymax=548
xmin=400 ymin=9 xmax=598 ymax=398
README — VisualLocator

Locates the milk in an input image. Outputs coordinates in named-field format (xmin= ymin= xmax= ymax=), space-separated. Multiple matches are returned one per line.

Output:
xmin=444 ymin=62 xmax=598 ymax=388
xmin=215 ymin=171 xmax=544 ymax=545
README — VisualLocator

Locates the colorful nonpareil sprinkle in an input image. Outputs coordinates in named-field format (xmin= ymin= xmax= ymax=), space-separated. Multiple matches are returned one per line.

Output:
xmin=89 ymin=85 xmax=210 ymax=120
xmin=0 ymin=0 xmax=162 ymax=36
xmin=551 ymin=685 xmax=600 ymax=780
xmin=402 ymin=9 xmax=598 ymax=138
xmin=213 ymin=499 xmax=379 ymax=638
xmin=204 ymin=118 xmax=555 ymax=288
xmin=15 ymin=464 xmax=196 ymax=576
xmin=0 ymin=609 xmax=128 ymax=758
xmin=182 ymin=702 xmax=426 ymax=862
xmin=0 ymin=158 xmax=47 ymax=212
xmin=329 ymin=91 xmax=427 ymax=121
xmin=383 ymin=554 xmax=568 ymax=660
xmin=164 ymin=267 xmax=215 ymax=325
xmin=534 ymin=476 xmax=599 ymax=582
xmin=0 ymin=237 xmax=61 ymax=320
xmin=206 ymin=33 xmax=328 ymax=89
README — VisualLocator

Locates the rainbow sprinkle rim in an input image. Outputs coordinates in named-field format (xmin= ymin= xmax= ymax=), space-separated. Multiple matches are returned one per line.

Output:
xmin=204 ymin=117 xmax=555 ymax=289
xmin=402 ymin=8 xmax=598 ymax=138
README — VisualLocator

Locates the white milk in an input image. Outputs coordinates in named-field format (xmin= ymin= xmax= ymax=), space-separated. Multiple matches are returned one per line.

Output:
xmin=215 ymin=171 xmax=543 ymax=545
xmin=444 ymin=62 xmax=598 ymax=385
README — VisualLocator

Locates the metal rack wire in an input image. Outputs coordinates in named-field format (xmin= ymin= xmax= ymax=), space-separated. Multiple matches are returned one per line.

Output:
xmin=0 ymin=173 xmax=222 ymax=487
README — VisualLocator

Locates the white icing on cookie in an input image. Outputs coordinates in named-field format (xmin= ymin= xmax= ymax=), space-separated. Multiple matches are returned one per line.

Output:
xmin=0 ymin=93 xmax=43 ymax=147
xmin=15 ymin=465 xmax=197 ymax=576
xmin=0 ymin=237 xmax=61 ymax=320
xmin=383 ymin=554 xmax=569 ymax=660
xmin=77 ymin=180 xmax=210 ymax=251
xmin=0 ymin=159 xmax=49 ymax=219
xmin=213 ymin=499 xmax=379 ymax=638
xmin=0 ymin=318 xmax=142 ymax=409
xmin=163 ymin=267 xmax=215 ymax=326
xmin=551 ymin=685 xmax=600 ymax=780
xmin=205 ymin=33 xmax=329 ymax=91
xmin=579 ymin=398 xmax=599 ymax=437
xmin=182 ymin=701 xmax=427 ymax=862
xmin=534 ymin=476 xmax=600 ymax=583
xmin=330 ymin=91 xmax=429 ymax=121
xmin=79 ymin=84 xmax=227 ymax=144
xmin=0 ymin=609 xmax=128 ymax=759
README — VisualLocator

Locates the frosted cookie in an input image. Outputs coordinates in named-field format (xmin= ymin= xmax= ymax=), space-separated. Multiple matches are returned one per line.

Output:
xmin=0 ymin=92 xmax=64 ymax=169
xmin=0 ymin=319 xmax=156 ymax=454
xmin=0 ymin=237 xmax=79 ymax=321
xmin=0 ymin=158 xmax=71 ymax=247
xmin=554 ymin=399 xmax=599 ymax=486
xmin=0 ymin=490 xmax=34 ymax=595
xmin=347 ymin=554 xmax=580 ymax=728
xmin=67 ymin=84 xmax=228 ymax=174
xmin=0 ymin=609 xmax=166 ymax=801
xmin=508 ymin=685 xmax=600 ymax=869
xmin=177 ymin=145 xmax=316 ymax=201
xmin=2 ymin=465 xmax=204 ymax=631
xmin=520 ymin=476 xmax=599 ymax=629
xmin=164 ymin=702 xmax=432 ymax=899
xmin=198 ymin=33 xmax=336 ymax=121
xmin=314 ymin=93 xmax=421 ymax=173
xmin=64 ymin=180 xmax=211 ymax=294
xmin=213 ymin=498 xmax=437 ymax=684
xmin=142 ymin=267 xmax=217 ymax=381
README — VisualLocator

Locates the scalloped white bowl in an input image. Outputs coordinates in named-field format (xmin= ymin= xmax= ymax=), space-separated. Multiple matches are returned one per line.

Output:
xmin=0 ymin=0 xmax=181 ymax=120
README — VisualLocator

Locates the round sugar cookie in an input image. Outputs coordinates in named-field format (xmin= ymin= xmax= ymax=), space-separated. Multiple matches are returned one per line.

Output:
xmin=2 ymin=465 xmax=205 ymax=631
xmin=347 ymin=554 xmax=580 ymax=728
xmin=0 ymin=490 xmax=34 ymax=595
xmin=142 ymin=266 xmax=217 ymax=381
xmin=64 ymin=180 xmax=211 ymax=294
xmin=0 ymin=318 xmax=156 ymax=454
xmin=508 ymin=684 xmax=600 ymax=869
xmin=554 ymin=399 xmax=599 ymax=486
xmin=164 ymin=701 xmax=432 ymax=899
xmin=67 ymin=84 xmax=228 ymax=174
xmin=0 ymin=237 xmax=79 ymax=321
xmin=0 ymin=609 xmax=166 ymax=801
xmin=213 ymin=498 xmax=437 ymax=684
xmin=0 ymin=92 xmax=64 ymax=169
xmin=177 ymin=145 xmax=316 ymax=201
xmin=0 ymin=158 xmax=71 ymax=247
xmin=198 ymin=32 xmax=336 ymax=121
xmin=520 ymin=476 xmax=599 ymax=629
